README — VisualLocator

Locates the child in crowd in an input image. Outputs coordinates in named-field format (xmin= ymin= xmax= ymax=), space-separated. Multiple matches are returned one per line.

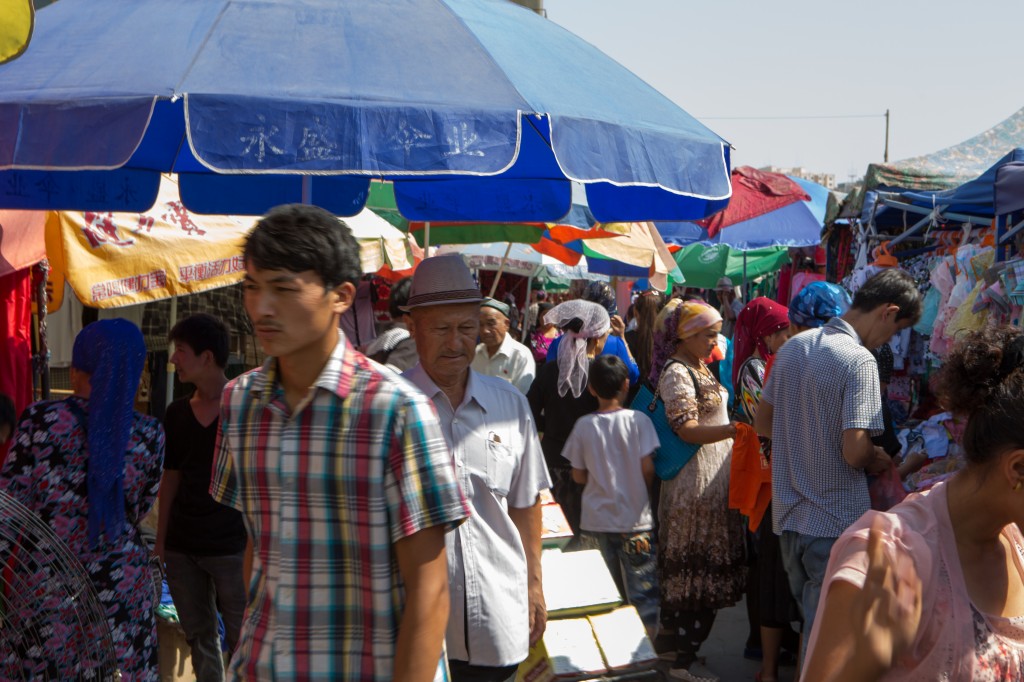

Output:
xmin=562 ymin=355 xmax=661 ymax=637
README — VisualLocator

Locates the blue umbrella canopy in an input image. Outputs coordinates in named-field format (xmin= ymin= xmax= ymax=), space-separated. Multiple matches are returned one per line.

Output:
xmin=0 ymin=0 xmax=731 ymax=222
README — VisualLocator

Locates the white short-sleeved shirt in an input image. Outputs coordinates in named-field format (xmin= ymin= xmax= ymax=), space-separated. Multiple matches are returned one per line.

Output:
xmin=471 ymin=333 xmax=536 ymax=394
xmin=403 ymin=365 xmax=552 ymax=667
xmin=763 ymin=317 xmax=883 ymax=538
xmin=562 ymin=409 xmax=659 ymax=533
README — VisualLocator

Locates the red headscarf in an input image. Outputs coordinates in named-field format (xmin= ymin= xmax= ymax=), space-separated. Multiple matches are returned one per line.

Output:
xmin=732 ymin=297 xmax=790 ymax=385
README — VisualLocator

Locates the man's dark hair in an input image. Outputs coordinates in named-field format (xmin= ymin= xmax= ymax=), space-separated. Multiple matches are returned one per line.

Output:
xmin=388 ymin=277 xmax=413 ymax=320
xmin=0 ymin=393 xmax=15 ymax=434
xmin=169 ymin=313 xmax=231 ymax=368
xmin=244 ymin=204 xmax=362 ymax=290
xmin=851 ymin=268 xmax=923 ymax=324
xmin=588 ymin=355 xmax=629 ymax=400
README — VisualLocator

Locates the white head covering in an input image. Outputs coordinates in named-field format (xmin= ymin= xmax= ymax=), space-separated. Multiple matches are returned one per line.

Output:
xmin=545 ymin=300 xmax=611 ymax=398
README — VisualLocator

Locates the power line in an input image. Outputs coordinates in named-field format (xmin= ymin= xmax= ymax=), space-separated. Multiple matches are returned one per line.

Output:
xmin=699 ymin=113 xmax=886 ymax=121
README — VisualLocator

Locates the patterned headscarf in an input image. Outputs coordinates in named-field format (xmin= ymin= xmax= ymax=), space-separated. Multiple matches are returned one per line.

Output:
xmin=72 ymin=319 xmax=147 ymax=548
xmin=789 ymin=281 xmax=851 ymax=329
xmin=649 ymin=299 xmax=722 ymax=385
xmin=545 ymin=300 xmax=610 ymax=398
xmin=676 ymin=300 xmax=722 ymax=340
xmin=732 ymin=297 xmax=790 ymax=385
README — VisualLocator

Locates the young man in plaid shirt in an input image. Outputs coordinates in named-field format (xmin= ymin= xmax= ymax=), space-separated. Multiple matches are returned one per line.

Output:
xmin=211 ymin=204 xmax=469 ymax=682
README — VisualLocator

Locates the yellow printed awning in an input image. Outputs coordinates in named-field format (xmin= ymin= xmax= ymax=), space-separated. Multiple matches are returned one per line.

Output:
xmin=46 ymin=175 xmax=416 ymax=311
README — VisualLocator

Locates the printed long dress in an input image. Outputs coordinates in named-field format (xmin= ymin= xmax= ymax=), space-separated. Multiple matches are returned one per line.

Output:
xmin=658 ymin=362 xmax=746 ymax=612
xmin=0 ymin=396 xmax=164 ymax=681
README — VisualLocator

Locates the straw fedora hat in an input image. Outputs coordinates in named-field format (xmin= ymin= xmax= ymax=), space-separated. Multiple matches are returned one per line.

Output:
xmin=401 ymin=253 xmax=484 ymax=311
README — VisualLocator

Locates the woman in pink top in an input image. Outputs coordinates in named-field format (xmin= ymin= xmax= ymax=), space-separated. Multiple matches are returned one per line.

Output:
xmin=804 ymin=325 xmax=1024 ymax=681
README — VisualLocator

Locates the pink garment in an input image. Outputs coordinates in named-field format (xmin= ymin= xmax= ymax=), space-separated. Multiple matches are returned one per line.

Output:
xmin=807 ymin=482 xmax=1024 ymax=680
xmin=789 ymin=272 xmax=824 ymax=302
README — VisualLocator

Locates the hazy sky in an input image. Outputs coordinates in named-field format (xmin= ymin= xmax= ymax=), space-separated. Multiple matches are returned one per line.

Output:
xmin=544 ymin=0 xmax=1024 ymax=183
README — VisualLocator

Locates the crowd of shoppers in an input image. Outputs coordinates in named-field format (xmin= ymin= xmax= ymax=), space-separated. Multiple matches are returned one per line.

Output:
xmin=6 ymin=200 xmax=1000 ymax=682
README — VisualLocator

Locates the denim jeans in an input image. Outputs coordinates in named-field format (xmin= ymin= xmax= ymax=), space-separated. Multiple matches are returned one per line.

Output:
xmin=581 ymin=530 xmax=660 ymax=631
xmin=165 ymin=550 xmax=247 ymax=682
xmin=779 ymin=532 xmax=836 ymax=657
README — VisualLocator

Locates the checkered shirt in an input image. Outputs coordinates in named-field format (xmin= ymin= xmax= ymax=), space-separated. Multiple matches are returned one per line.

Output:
xmin=210 ymin=335 xmax=469 ymax=681
xmin=763 ymin=318 xmax=883 ymax=538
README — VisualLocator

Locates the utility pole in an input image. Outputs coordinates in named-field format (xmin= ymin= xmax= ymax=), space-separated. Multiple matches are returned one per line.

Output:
xmin=884 ymin=109 xmax=890 ymax=163
xmin=510 ymin=0 xmax=545 ymax=15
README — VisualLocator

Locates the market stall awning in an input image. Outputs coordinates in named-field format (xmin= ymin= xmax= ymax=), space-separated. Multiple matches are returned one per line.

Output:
xmin=45 ymin=175 xmax=416 ymax=311
xmin=865 ymin=106 xmax=1024 ymax=194
xmin=899 ymin=148 xmax=1024 ymax=218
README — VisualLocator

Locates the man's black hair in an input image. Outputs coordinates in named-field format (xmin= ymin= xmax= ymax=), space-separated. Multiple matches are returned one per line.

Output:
xmin=170 ymin=313 xmax=231 ymax=368
xmin=0 ymin=393 xmax=16 ymax=434
xmin=388 ymin=277 xmax=413 ymax=320
xmin=850 ymin=268 xmax=923 ymax=324
xmin=588 ymin=355 xmax=629 ymax=400
xmin=244 ymin=204 xmax=362 ymax=290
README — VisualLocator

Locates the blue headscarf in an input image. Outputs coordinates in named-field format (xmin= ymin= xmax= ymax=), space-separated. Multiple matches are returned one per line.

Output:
xmin=72 ymin=319 xmax=147 ymax=548
xmin=789 ymin=282 xmax=851 ymax=329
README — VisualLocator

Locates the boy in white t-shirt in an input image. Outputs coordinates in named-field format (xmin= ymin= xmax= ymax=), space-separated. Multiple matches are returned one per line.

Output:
xmin=563 ymin=355 xmax=661 ymax=636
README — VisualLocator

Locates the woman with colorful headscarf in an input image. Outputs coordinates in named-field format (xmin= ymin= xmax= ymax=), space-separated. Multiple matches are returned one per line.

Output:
xmin=789 ymin=281 xmax=851 ymax=332
xmin=527 ymin=300 xmax=611 ymax=543
xmin=0 ymin=320 xmax=164 ymax=681
xmin=546 ymin=279 xmax=641 ymax=386
xmin=732 ymin=298 xmax=792 ymax=423
xmin=731 ymin=298 xmax=799 ymax=682
xmin=650 ymin=299 xmax=746 ymax=682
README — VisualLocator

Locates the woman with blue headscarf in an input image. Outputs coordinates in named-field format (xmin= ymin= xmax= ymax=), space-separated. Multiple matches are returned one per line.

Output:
xmin=788 ymin=281 xmax=852 ymax=333
xmin=0 ymin=319 xmax=164 ymax=680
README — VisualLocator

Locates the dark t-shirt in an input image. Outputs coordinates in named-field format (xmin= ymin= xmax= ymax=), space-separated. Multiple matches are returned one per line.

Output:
xmin=526 ymin=360 xmax=599 ymax=470
xmin=163 ymin=397 xmax=247 ymax=555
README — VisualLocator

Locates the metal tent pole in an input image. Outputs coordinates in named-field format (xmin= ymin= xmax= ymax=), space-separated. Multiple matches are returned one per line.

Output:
xmin=522 ymin=271 xmax=535 ymax=342
xmin=165 ymin=295 xmax=178 ymax=410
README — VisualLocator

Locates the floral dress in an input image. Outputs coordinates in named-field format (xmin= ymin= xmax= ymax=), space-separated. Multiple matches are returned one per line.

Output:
xmin=658 ymin=362 xmax=747 ymax=612
xmin=0 ymin=397 xmax=164 ymax=681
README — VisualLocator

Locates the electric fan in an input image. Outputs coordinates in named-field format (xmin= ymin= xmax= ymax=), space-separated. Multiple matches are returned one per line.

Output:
xmin=0 ymin=490 xmax=121 ymax=680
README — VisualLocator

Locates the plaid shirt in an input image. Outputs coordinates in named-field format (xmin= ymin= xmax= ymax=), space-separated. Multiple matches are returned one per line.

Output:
xmin=211 ymin=335 xmax=469 ymax=681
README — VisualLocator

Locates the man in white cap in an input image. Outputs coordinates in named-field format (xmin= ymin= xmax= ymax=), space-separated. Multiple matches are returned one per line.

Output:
xmin=716 ymin=276 xmax=744 ymax=338
xmin=471 ymin=298 xmax=536 ymax=394
xmin=402 ymin=254 xmax=552 ymax=682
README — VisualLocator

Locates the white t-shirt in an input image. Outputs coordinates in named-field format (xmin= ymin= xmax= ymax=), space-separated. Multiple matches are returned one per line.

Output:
xmin=562 ymin=409 xmax=659 ymax=533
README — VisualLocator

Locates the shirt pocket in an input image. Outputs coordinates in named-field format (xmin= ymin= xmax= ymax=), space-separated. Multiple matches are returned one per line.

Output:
xmin=484 ymin=438 xmax=516 ymax=497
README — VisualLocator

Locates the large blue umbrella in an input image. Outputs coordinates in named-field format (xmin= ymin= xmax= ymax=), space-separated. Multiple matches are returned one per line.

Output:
xmin=0 ymin=0 xmax=731 ymax=222
xmin=656 ymin=176 xmax=828 ymax=250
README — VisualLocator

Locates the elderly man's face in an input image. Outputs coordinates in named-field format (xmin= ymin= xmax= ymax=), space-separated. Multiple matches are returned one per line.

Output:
xmin=409 ymin=303 xmax=480 ymax=383
xmin=478 ymin=307 xmax=509 ymax=351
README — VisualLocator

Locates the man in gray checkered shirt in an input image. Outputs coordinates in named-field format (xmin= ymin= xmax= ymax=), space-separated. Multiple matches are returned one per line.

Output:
xmin=754 ymin=269 xmax=922 ymax=655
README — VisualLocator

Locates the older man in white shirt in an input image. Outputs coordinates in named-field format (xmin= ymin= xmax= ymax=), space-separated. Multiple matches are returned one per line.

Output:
xmin=402 ymin=256 xmax=551 ymax=682
xmin=471 ymin=298 xmax=536 ymax=394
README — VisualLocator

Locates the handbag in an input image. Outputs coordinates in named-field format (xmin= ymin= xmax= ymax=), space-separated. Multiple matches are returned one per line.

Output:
xmin=630 ymin=360 xmax=703 ymax=481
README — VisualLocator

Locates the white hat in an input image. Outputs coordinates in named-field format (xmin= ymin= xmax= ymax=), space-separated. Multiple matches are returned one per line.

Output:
xmin=401 ymin=254 xmax=484 ymax=311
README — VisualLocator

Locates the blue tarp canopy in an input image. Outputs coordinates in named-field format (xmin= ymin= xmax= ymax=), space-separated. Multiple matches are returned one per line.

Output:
xmin=899 ymin=148 xmax=1024 ymax=218
xmin=0 ymin=0 xmax=732 ymax=222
